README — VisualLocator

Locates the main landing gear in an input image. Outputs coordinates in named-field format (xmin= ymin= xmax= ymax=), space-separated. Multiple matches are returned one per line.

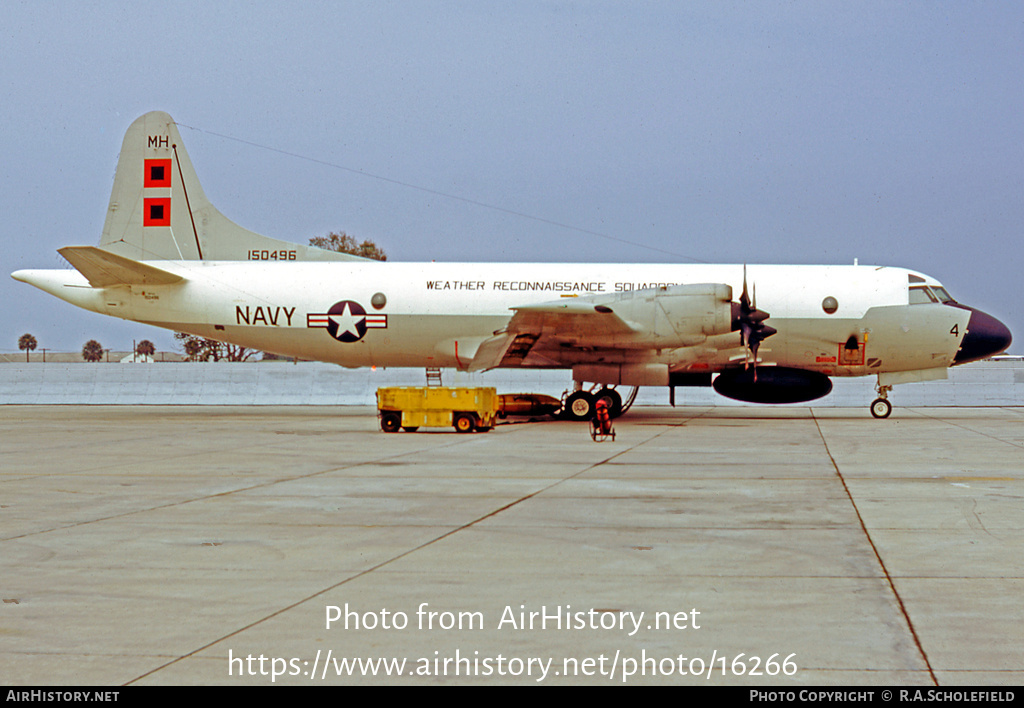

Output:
xmin=870 ymin=384 xmax=893 ymax=419
xmin=562 ymin=386 xmax=638 ymax=421
xmin=565 ymin=388 xmax=618 ymax=420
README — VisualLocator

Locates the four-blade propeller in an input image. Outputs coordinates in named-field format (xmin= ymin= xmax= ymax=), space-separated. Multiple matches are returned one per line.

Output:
xmin=732 ymin=266 xmax=777 ymax=375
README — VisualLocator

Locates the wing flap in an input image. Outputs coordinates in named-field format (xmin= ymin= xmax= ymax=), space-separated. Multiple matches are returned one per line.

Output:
xmin=58 ymin=246 xmax=184 ymax=287
xmin=467 ymin=332 xmax=516 ymax=371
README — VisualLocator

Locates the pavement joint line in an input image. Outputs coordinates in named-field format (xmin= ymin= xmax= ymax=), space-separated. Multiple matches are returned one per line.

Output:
xmin=810 ymin=408 xmax=938 ymax=686
xmin=909 ymin=408 xmax=1024 ymax=450
xmin=0 ymin=426 xmax=537 ymax=543
xmin=125 ymin=409 xmax=706 ymax=684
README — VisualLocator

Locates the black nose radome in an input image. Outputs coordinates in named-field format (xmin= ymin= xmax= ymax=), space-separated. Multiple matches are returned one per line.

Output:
xmin=953 ymin=307 xmax=1012 ymax=364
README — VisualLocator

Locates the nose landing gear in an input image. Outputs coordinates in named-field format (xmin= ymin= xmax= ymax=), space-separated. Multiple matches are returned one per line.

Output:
xmin=870 ymin=384 xmax=893 ymax=418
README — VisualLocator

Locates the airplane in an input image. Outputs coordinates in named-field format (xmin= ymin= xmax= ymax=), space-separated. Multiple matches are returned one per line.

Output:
xmin=11 ymin=112 xmax=1012 ymax=422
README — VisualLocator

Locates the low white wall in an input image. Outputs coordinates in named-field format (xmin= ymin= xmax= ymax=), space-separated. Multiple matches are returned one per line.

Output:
xmin=1 ymin=359 xmax=1022 ymax=407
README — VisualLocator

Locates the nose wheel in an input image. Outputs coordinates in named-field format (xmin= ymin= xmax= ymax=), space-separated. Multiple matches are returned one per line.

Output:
xmin=870 ymin=384 xmax=893 ymax=418
xmin=870 ymin=398 xmax=892 ymax=418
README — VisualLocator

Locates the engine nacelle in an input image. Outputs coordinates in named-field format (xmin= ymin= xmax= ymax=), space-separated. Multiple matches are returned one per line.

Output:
xmin=713 ymin=367 xmax=833 ymax=404
xmin=604 ymin=283 xmax=735 ymax=347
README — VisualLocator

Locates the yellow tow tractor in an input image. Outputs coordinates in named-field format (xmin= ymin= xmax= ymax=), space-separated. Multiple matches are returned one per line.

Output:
xmin=376 ymin=386 xmax=498 ymax=433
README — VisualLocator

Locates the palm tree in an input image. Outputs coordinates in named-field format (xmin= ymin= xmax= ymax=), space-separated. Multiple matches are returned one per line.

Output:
xmin=18 ymin=334 xmax=37 ymax=362
xmin=82 ymin=340 xmax=104 ymax=362
xmin=136 ymin=340 xmax=156 ymax=357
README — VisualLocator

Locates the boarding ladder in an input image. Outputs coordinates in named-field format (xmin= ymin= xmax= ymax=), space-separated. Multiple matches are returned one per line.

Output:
xmin=425 ymin=367 xmax=443 ymax=387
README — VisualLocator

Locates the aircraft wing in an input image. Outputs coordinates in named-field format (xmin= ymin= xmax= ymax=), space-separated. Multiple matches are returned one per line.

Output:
xmin=468 ymin=284 xmax=735 ymax=371
xmin=466 ymin=298 xmax=638 ymax=371
xmin=508 ymin=299 xmax=639 ymax=337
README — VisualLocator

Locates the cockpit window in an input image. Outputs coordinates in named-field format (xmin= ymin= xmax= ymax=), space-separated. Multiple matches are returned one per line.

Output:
xmin=909 ymin=285 xmax=956 ymax=305
xmin=909 ymin=286 xmax=938 ymax=304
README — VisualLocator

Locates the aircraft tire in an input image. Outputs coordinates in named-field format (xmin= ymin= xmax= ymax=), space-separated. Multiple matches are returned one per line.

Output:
xmin=380 ymin=412 xmax=402 ymax=433
xmin=870 ymin=398 xmax=892 ymax=419
xmin=564 ymin=391 xmax=594 ymax=421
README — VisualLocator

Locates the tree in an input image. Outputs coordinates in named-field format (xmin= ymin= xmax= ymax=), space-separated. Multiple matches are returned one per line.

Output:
xmin=174 ymin=332 xmax=256 ymax=362
xmin=309 ymin=231 xmax=387 ymax=261
xmin=136 ymin=340 xmax=156 ymax=357
xmin=82 ymin=340 xmax=104 ymax=362
xmin=18 ymin=333 xmax=37 ymax=362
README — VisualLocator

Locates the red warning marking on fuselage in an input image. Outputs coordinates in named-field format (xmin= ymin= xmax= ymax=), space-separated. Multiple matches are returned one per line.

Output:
xmin=837 ymin=342 xmax=865 ymax=366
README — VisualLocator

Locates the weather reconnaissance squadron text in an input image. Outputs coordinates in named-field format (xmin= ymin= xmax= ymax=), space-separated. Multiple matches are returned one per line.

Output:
xmin=227 ymin=603 xmax=799 ymax=683
xmin=425 ymin=279 xmax=680 ymax=293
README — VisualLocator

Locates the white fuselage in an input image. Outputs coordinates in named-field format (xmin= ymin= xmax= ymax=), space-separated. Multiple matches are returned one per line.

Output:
xmin=15 ymin=260 xmax=970 ymax=379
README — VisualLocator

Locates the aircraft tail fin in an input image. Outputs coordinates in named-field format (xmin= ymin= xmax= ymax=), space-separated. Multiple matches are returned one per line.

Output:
xmin=99 ymin=112 xmax=364 ymax=262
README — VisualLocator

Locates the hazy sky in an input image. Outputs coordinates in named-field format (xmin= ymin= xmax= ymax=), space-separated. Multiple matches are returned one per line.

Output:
xmin=3 ymin=1 xmax=1022 ymax=355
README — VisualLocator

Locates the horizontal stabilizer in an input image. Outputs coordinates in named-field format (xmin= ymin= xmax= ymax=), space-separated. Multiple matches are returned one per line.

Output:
xmin=58 ymin=246 xmax=184 ymax=287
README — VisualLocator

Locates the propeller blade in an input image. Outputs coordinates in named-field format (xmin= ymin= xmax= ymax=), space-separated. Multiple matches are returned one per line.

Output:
xmin=740 ymin=264 xmax=750 ymax=308
xmin=732 ymin=266 xmax=776 ymax=374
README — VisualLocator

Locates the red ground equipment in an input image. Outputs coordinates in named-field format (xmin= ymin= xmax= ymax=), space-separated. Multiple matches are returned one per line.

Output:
xmin=590 ymin=399 xmax=615 ymax=442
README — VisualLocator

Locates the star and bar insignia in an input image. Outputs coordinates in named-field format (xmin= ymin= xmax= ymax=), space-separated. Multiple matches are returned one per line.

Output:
xmin=307 ymin=300 xmax=387 ymax=343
